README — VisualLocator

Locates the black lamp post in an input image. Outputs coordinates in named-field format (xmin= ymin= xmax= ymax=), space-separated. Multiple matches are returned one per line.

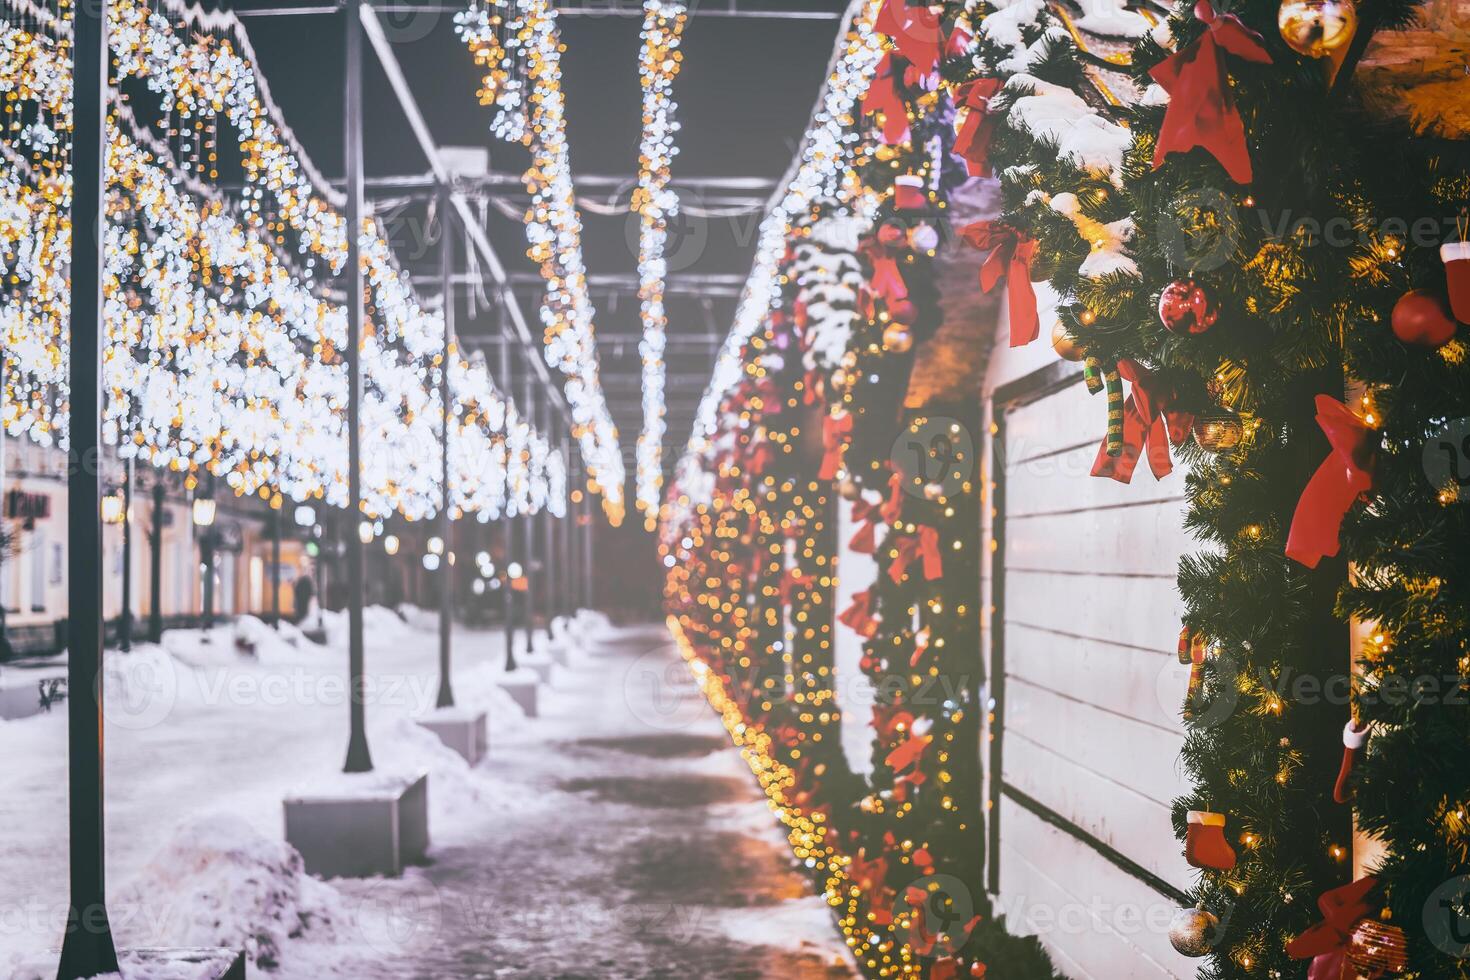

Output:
xmin=56 ymin=0 xmax=120 ymax=973
xmin=148 ymin=480 xmax=165 ymax=644
xmin=193 ymin=483 xmax=218 ymax=631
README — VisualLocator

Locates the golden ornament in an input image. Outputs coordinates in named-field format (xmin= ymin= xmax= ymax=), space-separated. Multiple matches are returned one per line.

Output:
xmin=1192 ymin=413 xmax=1245 ymax=453
xmin=1348 ymin=919 xmax=1408 ymax=975
xmin=1167 ymin=906 xmax=1220 ymax=957
xmin=837 ymin=476 xmax=863 ymax=501
xmin=831 ymin=368 xmax=850 ymax=390
xmin=882 ymin=322 xmax=914 ymax=354
xmin=1278 ymin=0 xmax=1357 ymax=58
xmin=1051 ymin=319 xmax=1085 ymax=362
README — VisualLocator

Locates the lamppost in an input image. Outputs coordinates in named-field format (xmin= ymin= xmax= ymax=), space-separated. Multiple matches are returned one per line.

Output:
xmin=101 ymin=483 xmax=127 ymax=649
xmin=56 ymin=0 xmax=120 ymax=972
xmin=193 ymin=485 xmax=218 ymax=630
xmin=148 ymin=479 xmax=165 ymax=643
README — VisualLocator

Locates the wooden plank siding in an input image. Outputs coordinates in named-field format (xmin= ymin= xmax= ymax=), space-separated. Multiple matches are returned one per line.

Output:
xmin=984 ymin=350 xmax=1202 ymax=978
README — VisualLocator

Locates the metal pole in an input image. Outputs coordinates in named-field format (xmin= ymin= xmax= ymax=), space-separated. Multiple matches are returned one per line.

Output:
xmin=520 ymin=362 xmax=537 ymax=656
xmin=582 ymin=487 xmax=595 ymax=611
xmin=540 ymin=397 xmax=556 ymax=629
xmin=200 ymin=480 xmax=215 ymax=632
xmin=56 ymin=0 xmax=120 ymax=972
xmin=119 ymin=456 xmax=133 ymax=652
xmin=271 ymin=507 xmax=282 ymax=627
xmin=498 ymin=334 xmax=518 ymax=673
xmin=148 ymin=482 xmax=164 ymax=643
xmin=436 ymin=191 xmax=456 ymax=709
xmin=342 ymin=0 xmax=373 ymax=774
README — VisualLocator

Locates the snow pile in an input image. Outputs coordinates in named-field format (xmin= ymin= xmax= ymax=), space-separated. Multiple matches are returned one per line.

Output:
xmin=111 ymin=815 xmax=344 ymax=972
xmin=451 ymin=662 xmax=532 ymax=740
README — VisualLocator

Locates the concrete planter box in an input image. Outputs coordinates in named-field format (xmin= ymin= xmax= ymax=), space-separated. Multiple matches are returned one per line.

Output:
xmin=284 ymin=771 xmax=428 ymax=878
xmin=0 ymin=675 xmax=62 ymax=720
xmin=416 ymin=707 xmax=488 ymax=765
xmin=546 ymin=640 xmax=574 ymax=668
xmin=9 ymin=947 xmax=247 ymax=980
xmin=497 ymin=672 xmax=540 ymax=718
xmin=518 ymin=656 xmax=555 ymax=685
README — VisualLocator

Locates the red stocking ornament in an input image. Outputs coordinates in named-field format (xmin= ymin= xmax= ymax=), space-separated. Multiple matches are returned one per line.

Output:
xmin=1185 ymin=810 xmax=1237 ymax=871
xmin=1333 ymin=719 xmax=1370 ymax=804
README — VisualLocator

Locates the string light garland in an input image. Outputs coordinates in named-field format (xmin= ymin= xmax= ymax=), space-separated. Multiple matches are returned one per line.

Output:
xmin=457 ymin=0 xmax=625 ymax=523
xmin=0 ymin=0 xmax=559 ymax=523
xmin=682 ymin=0 xmax=884 ymax=468
xmin=632 ymin=0 xmax=686 ymax=529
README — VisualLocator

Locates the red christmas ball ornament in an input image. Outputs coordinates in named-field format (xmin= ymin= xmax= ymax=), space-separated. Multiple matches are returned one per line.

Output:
xmin=1158 ymin=278 xmax=1219 ymax=334
xmin=1390 ymin=289 xmax=1458 ymax=348
xmin=887 ymin=298 xmax=917 ymax=324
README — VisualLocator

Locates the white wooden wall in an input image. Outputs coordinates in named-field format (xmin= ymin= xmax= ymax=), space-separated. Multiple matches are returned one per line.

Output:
xmin=981 ymin=295 xmax=1202 ymax=979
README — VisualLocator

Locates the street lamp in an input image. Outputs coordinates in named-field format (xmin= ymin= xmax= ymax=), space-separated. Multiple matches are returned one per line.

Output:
xmin=100 ymin=489 xmax=125 ymax=525
xmin=193 ymin=488 xmax=217 ymax=630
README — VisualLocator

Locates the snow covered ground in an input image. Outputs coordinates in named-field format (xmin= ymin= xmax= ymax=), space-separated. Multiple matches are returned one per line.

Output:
xmin=0 ymin=610 xmax=854 ymax=978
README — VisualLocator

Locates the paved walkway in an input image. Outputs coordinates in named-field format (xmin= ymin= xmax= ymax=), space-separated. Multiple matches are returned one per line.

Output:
xmin=328 ymin=627 xmax=853 ymax=979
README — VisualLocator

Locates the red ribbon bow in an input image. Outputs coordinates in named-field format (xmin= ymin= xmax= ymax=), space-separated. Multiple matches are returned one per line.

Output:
xmin=866 ymin=248 xmax=910 ymax=306
xmin=819 ymin=411 xmax=853 ymax=481
xmin=861 ymin=52 xmax=912 ymax=145
xmin=954 ymin=78 xmax=1003 ymax=177
xmin=881 ymin=470 xmax=906 ymax=524
xmin=1286 ymin=395 xmax=1374 ymax=569
xmin=885 ymin=731 xmax=931 ymax=773
xmin=963 ymin=221 xmax=1039 ymax=347
xmin=875 ymin=0 xmax=942 ymax=75
xmin=890 ymin=525 xmax=943 ymax=583
xmin=839 ymin=589 xmax=880 ymax=638
xmin=1286 ymin=877 xmax=1378 ymax=980
xmin=849 ymin=515 xmax=879 ymax=554
xmin=1091 ymin=360 xmax=1195 ymax=484
xmin=1150 ymin=0 xmax=1273 ymax=185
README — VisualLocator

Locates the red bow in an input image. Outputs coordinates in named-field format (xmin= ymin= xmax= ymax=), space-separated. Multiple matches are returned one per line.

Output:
xmin=881 ymin=470 xmax=906 ymax=524
xmin=885 ymin=731 xmax=931 ymax=773
xmin=820 ymin=411 xmax=853 ymax=481
xmin=944 ymin=24 xmax=973 ymax=58
xmin=954 ymin=78 xmax=1003 ymax=177
xmin=779 ymin=566 xmax=806 ymax=604
xmin=875 ymin=0 xmax=942 ymax=75
xmin=748 ymin=442 xmax=773 ymax=477
xmin=890 ymin=525 xmax=943 ymax=583
xmin=862 ymin=52 xmax=912 ymax=145
xmin=963 ymin=221 xmax=1039 ymax=346
xmin=1286 ymin=877 xmax=1378 ymax=980
xmin=839 ymin=589 xmax=880 ymax=638
xmin=866 ymin=248 xmax=910 ymax=306
xmin=1286 ymin=395 xmax=1374 ymax=569
xmin=849 ymin=516 xmax=879 ymax=554
xmin=1090 ymin=360 xmax=1194 ymax=483
xmin=801 ymin=368 xmax=824 ymax=406
xmin=1149 ymin=0 xmax=1272 ymax=185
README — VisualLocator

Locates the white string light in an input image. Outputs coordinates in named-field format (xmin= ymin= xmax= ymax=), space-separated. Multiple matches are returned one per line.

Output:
xmin=632 ymin=0 xmax=687 ymax=528
xmin=684 ymin=0 xmax=883 ymax=461
xmin=457 ymin=0 xmax=626 ymax=525
xmin=0 ymin=3 xmax=554 ymax=522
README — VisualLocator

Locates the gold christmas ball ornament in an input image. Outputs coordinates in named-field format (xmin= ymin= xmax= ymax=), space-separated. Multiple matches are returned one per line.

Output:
xmin=1278 ymin=0 xmax=1357 ymax=58
xmin=883 ymin=322 xmax=915 ymax=354
xmin=1193 ymin=413 xmax=1245 ymax=453
xmin=1348 ymin=919 xmax=1408 ymax=975
xmin=831 ymin=368 xmax=850 ymax=390
xmin=1168 ymin=906 xmax=1220 ymax=957
xmin=1051 ymin=319 xmax=1085 ymax=362
xmin=837 ymin=475 xmax=863 ymax=501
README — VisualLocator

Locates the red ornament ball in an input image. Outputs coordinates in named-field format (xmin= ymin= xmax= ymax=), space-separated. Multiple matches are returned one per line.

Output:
xmin=1158 ymin=278 xmax=1219 ymax=334
xmin=1390 ymin=289 xmax=1458 ymax=348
